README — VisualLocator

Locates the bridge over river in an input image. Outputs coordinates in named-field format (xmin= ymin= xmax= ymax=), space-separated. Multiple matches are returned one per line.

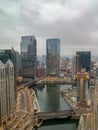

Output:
xmin=38 ymin=110 xmax=78 ymax=120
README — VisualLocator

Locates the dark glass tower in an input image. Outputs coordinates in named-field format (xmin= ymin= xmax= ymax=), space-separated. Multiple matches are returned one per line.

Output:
xmin=76 ymin=51 xmax=91 ymax=103
xmin=76 ymin=51 xmax=91 ymax=73
xmin=46 ymin=38 xmax=60 ymax=77
xmin=20 ymin=36 xmax=37 ymax=79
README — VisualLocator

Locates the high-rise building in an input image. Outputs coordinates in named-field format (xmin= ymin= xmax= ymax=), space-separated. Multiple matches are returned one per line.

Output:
xmin=76 ymin=51 xmax=91 ymax=73
xmin=0 ymin=49 xmax=16 ymax=94
xmin=76 ymin=51 xmax=91 ymax=105
xmin=20 ymin=35 xmax=37 ymax=79
xmin=0 ymin=49 xmax=16 ymax=71
xmin=0 ymin=60 xmax=15 ymax=124
xmin=46 ymin=38 xmax=60 ymax=77
xmin=76 ymin=69 xmax=89 ymax=106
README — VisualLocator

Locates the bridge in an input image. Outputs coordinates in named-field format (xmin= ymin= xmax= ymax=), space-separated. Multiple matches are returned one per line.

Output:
xmin=37 ymin=81 xmax=75 ymax=85
xmin=38 ymin=110 xmax=77 ymax=120
xmin=16 ymin=80 xmax=37 ymax=91
xmin=36 ymin=76 xmax=75 ymax=85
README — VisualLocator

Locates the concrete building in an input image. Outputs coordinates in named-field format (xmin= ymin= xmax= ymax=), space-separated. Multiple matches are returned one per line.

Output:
xmin=20 ymin=35 xmax=37 ymax=79
xmin=0 ymin=60 xmax=15 ymax=124
xmin=46 ymin=38 xmax=60 ymax=77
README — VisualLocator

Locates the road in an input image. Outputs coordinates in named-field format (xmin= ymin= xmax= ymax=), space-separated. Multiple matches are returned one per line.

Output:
xmin=5 ymin=87 xmax=37 ymax=130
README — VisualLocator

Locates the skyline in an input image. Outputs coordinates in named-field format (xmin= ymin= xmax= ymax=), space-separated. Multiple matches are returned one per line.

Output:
xmin=0 ymin=0 xmax=98 ymax=55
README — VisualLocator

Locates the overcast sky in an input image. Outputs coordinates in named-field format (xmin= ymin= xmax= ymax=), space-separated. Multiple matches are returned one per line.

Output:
xmin=0 ymin=0 xmax=98 ymax=55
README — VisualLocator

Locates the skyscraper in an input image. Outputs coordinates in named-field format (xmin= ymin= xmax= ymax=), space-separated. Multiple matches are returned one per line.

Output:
xmin=0 ymin=49 xmax=16 ymax=92
xmin=76 ymin=51 xmax=91 ymax=106
xmin=76 ymin=51 xmax=91 ymax=73
xmin=20 ymin=35 xmax=37 ymax=79
xmin=0 ymin=60 xmax=15 ymax=124
xmin=46 ymin=38 xmax=60 ymax=77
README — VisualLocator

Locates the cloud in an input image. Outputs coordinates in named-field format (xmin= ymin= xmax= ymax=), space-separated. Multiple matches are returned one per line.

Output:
xmin=0 ymin=0 xmax=98 ymax=55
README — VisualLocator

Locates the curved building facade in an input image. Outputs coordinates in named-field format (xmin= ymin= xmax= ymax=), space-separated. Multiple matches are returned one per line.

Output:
xmin=46 ymin=39 xmax=60 ymax=77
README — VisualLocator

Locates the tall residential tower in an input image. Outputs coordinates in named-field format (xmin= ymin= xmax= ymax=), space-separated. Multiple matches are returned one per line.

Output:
xmin=46 ymin=38 xmax=60 ymax=77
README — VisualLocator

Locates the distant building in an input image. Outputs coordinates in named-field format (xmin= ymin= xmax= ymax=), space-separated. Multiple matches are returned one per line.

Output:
xmin=15 ymin=51 xmax=21 ymax=76
xmin=20 ymin=35 xmax=37 ymax=79
xmin=76 ymin=51 xmax=91 ymax=73
xmin=72 ymin=56 xmax=76 ymax=80
xmin=46 ymin=38 xmax=60 ymax=77
xmin=41 ymin=55 xmax=46 ymax=67
xmin=0 ymin=60 xmax=15 ymax=124
xmin=60 ymin=60 xmax=68 ymax=76
xmin=36 ymin=67 xmax=46 ymax=78
xmin=94 ymin=63 xmax=98 ymax=79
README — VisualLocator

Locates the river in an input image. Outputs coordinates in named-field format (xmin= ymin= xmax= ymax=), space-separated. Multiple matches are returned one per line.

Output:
xmin=32 ymin=84 xmax=78 ymax=130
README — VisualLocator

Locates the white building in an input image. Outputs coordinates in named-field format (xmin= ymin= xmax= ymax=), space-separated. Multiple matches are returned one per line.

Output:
xmin=0 ymin=60 xmax=15 ymax=124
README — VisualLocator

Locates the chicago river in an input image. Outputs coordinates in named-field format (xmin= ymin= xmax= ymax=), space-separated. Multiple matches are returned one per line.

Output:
xmin=32 ymin=84 xmax=78 ymax=130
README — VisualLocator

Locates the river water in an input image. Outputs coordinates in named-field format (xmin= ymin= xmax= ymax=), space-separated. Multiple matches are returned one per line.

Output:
xmin=32 ymin=84 xmax=78 ymax=130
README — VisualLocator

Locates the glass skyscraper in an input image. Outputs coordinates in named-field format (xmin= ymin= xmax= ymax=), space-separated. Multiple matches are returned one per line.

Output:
xmin=20 ymin=35 xmax=37 ymax=79
xmin=76 ymin=51 xmax=91 ymax=104
xmin=76 ymin=51 xmax=91 ymax=73
xmin=46 ymin=38 xmax=60 ymax=77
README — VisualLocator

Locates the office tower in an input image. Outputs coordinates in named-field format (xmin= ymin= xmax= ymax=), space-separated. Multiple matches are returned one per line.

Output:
xmin=0 ymin=60 xmax=15 ymax=124
xmin=46 ymin=38 xmax=60 ymax=77
xmin=76 ymin=69 xmax=89 ymax=106
xmin=20 ymin=35 xmax=37 ymax=79
xmin=76 ymin=51 xmax=91 ymax=73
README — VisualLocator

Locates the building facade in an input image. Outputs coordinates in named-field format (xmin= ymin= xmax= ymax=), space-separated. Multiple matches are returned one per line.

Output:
xmin=76 ymin=51 xmax=91 ymax=73
xmin=20 ymin=36 xmax=37 ymax=79
xmin=0 ymin=60 xmax=15 ymax=124
xmin=0 ymin=49 xmax=16 ymax=73
xmin=46 ymin=38 xmax=60 ymax=77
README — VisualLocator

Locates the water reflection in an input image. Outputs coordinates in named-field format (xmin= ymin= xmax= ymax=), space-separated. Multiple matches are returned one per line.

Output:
xmin=32 ymin=84 xmax=70 ymax=112
xmin=32 ymin=84 xmax=78 ymax=130
xmin=46 ymin=84 xmax=60 ymax=112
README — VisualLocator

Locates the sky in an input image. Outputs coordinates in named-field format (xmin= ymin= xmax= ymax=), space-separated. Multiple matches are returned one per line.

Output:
xmin=0 ymin=0 xmax=98 ymax=56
